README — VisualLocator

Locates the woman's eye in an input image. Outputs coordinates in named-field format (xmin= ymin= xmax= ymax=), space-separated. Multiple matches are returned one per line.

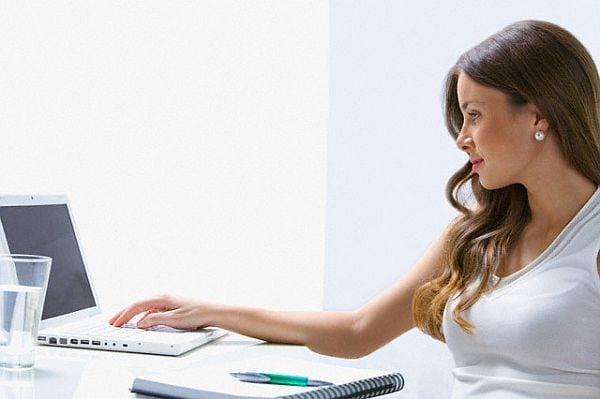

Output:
xmin=468 ymin=112 xmax=480 ymax=120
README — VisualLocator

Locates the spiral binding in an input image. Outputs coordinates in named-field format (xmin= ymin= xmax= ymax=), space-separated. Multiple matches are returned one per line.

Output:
xmin=277 ymin=373 xmax=404 ymax=399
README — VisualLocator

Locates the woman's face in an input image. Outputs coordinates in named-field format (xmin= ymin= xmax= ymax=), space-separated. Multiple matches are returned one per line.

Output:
xmin=455 ymin=72 xmax=547 ymax=190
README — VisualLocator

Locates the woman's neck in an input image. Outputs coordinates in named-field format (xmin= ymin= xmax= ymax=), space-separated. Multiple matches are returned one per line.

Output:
xmin=525 ymin=169 xmax=596 ymax=231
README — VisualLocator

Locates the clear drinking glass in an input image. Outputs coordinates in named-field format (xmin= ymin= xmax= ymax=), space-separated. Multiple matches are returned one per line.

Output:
xmin=0 ymin=255 xmax=51 ymax=370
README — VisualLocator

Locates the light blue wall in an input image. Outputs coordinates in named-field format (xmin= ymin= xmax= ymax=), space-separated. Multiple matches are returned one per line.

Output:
xmin=325 ymin=1 xmax=600 ymax=398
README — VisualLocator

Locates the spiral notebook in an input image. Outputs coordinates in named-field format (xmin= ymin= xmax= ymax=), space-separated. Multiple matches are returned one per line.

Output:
xmin=130 ymin=355 xmax=404 ymax=399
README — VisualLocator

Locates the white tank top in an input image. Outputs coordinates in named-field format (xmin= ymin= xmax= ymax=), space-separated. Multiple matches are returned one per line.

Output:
xmin=442 ymin=186 xmax=600 ymax=399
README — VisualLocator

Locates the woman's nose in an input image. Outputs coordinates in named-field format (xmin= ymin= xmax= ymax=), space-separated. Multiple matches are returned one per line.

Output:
xmin=455 ymin=130 xmax=473 ymax=152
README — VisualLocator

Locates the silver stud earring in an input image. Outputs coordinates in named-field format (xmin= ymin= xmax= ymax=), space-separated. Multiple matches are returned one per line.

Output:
xmin=534 ymin=130 xmax=546 ymax=142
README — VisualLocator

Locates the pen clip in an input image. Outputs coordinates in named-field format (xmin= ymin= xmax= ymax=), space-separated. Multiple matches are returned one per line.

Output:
xmin=230 ymin=372 xmax=271 ymax=383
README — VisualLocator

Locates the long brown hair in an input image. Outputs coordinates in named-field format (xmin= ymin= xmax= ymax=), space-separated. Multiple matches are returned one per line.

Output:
xmin=413 ymin=20 xmax=600 ymax=341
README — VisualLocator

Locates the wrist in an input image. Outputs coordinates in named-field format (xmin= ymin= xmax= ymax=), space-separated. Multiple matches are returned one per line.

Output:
xmin=200 ymin=301 xmax=231 ymax=328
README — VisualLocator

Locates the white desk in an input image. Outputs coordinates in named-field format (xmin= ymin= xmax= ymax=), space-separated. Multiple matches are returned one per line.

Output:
xmin=0 ymin=334 xmax=404 ymax=399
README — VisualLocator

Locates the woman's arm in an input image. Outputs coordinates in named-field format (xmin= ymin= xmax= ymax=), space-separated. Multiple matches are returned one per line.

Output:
xmin=110 ymin=227 xmax=448 ymax=358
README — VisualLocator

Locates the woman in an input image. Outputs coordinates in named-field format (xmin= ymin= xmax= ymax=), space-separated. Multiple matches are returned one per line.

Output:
xmin=111 ymin=20 xmax=600 ymax=397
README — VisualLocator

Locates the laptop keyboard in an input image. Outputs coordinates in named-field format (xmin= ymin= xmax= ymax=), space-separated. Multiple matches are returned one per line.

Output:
xmin=66 ymin=321 xmax=197 ymax=341
xmin=70 ymin=322 xmax=145 ymax=338
xmin=43 ymin=319 xmax=214 ymax=344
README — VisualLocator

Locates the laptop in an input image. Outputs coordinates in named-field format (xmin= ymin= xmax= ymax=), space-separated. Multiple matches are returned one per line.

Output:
xmin=0 ymin=195 xmax=227 ymax=356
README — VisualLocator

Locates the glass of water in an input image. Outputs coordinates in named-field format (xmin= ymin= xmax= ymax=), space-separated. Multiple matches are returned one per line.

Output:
xmin=0 ymin=255 xmax=51 ymax=370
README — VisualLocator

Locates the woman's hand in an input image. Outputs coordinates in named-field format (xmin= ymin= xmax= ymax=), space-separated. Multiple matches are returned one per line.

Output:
xmin=109 ymin=294 xmax=216 ymax=330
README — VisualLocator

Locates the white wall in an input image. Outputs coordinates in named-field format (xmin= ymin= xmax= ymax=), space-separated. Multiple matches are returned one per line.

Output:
xmin=325 ymin=1 xmax=600 ymax=398
xmin=0 ymin=2 xmax=327 ymax=313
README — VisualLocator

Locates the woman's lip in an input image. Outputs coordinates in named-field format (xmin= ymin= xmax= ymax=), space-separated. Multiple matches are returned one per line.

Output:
xmin=471 ymin=159 xmax=483 ymax=171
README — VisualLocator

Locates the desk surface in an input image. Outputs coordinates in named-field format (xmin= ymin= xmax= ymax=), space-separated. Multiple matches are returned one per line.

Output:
xmin=0 ymin=333 xmax=404 ymax=399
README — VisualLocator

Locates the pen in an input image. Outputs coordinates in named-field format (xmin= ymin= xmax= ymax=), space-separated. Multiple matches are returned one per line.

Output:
xmin=230 ymin=372 xmax=333 ymax=387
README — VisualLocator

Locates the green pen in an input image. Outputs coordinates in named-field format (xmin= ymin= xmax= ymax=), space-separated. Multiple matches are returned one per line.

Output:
xmin=230 ymin=372 xmax=333 ymax=387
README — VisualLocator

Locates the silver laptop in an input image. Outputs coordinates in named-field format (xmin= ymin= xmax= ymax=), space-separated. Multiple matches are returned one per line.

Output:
xmin=0 ymin=195 xmax=226 ymax=356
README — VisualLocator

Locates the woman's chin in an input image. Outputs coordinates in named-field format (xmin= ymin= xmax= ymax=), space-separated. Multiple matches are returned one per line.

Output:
xmin=477 ymin=176 xmax=503 ymax=191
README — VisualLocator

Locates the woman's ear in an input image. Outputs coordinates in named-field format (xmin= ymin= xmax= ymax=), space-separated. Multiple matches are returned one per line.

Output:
xmin=531 ymin=104 xmax=550 ymax=132
xmin=534 ymin=114 xmax=550 ymax=132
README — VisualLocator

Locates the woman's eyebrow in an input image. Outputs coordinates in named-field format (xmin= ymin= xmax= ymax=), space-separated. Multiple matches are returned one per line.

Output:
xmin=460 ymin=101 xmax=485 ymax=110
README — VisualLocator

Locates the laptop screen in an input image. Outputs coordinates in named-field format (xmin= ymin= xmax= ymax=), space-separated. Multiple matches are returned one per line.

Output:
xmin=0 ymin=204 xmax=96 ymax=320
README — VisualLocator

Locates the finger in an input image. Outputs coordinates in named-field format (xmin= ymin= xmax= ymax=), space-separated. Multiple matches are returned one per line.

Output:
xmin=108 ymin=309 xmax=125 ymax=325
xmin=137 ymin=310 xmax=176 ymax=329
xmin=111 ymin=297 xmax=173 ymax=327
xmin=109 ymin=307 xmax=136 ymax=324
xmin=136 ymin=309 xmax=157 ymax=323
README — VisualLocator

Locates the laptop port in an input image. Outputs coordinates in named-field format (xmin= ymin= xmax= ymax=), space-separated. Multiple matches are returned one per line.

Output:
xmin=59 ymin=338 xmax=68 ymax=345
xmin=70 ymin=339 xmax=78 ymax=344
xmin=49 ymin=337 xmax=57 ymax=344
xmin=37 ymin=336 xmax=47 ymax=342
xmin=92 ymin=341 xmax=101 ymax=346
xmin=80 ymin=339 xmax=89 ymax=345
xmin=122 ymin=344 xmax=128 ymax=348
